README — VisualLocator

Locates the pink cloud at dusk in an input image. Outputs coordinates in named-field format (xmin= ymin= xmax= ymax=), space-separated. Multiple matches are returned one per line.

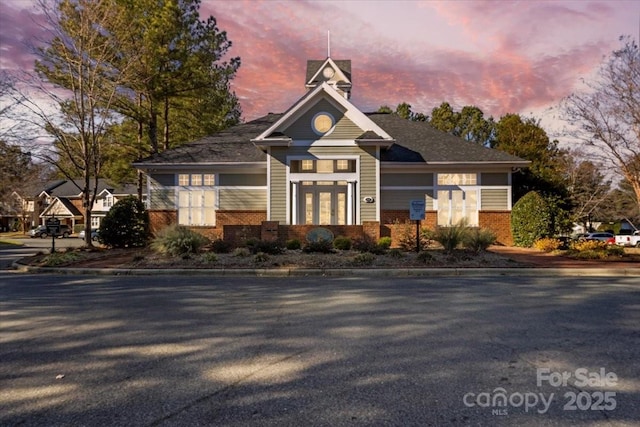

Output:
xmin=1 ymin=0 xmax=638 ymax=129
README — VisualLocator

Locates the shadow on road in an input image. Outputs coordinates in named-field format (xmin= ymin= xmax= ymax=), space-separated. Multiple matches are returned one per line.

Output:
xmin=1 ymin=276 xmax=638 ymax=426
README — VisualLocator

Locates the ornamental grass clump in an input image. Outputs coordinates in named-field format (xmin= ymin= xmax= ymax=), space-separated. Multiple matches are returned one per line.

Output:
xmin=254 ymin=252 xmax=269 ymax=263
xmin=199 ymin=252 xmax=218 ymax=264
xmin=351 ymin=252 xmax=376 ymax=266
xmin=433 ymin=222 xmax=469 ymax=253
xmin=43 ymin=251 xmax=82 ymax=266
xmin=463 ymin=228 xmax=497 ymax=253
xmin=151 ymin=225 xmax=209 ymax=257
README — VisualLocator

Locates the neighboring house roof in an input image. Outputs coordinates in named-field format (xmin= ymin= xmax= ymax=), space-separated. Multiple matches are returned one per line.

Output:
xmin=42 ymin=179 xmax=137 ymax=198
xmin=40 ymin=197 xmax=83 ymax=218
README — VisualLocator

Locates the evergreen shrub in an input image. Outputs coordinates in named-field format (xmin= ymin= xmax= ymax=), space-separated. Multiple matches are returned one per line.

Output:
xmin=333 ymin=236 xmax=352 ymax=250
xmin=511 ymin=191 xmax=553 ymax=247
xmin=99 ymin=196 xmax=150 ymax=248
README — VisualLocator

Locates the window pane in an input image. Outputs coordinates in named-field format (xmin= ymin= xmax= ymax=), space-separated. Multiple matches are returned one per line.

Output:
xmin=319 ymin=192 xmax=331 ymax=224
xmin=203 ymin=174 xmax=215 ymax=186
xmin=191 ymin=174 xmax=202 ymax=186
xmin=336 ymin=159 xmax=349 ymax=170
xmin=465 ymin=190 xmax=478 ymax=225
xmin=178 ymin=191 xmax=190 ymax=207
xmin=317 ymin=160 xmax=333 ymax=173
xmin=204 ymin=190 xmax=215 ymax=207
xmin=337 ymin=192 xmax=346 ymax=225
xmin=305 ymin=193 xmax=314 ymax=224
xmin=204 ymin=207 xmax=215 ymax=225
xmin=437 ymin=190 xmax=450 ymax=226
xmin=451 ymin=190 xmax=464 ymax=225
xmin=437 ymin=173 xmax=477 ymax=185
xmin=178 ymin=174 xmax=189 ymax=186
xmin=301 ymin=160 xmax=314 ymax=171
xmin=191 ymin=208 xmax=202 ymax=225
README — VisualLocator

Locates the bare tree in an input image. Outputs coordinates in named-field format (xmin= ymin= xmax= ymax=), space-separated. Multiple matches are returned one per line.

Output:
xmin=562 ymin=154 xmax=612 ymax=228
xmin=562 ymin=36 xmax=640 ymax=210
xmin=13 ymin=0 xmax=133 ymax=246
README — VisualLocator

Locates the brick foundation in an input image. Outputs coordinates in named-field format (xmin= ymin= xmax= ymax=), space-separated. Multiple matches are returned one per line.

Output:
xmin=148 ymin=209 xmax=514 ymax=247
xmin=382 ymin=210 xmax=512 ymax=246
xmin=216 ymin=210 xmax=266 ymax=226
xmin=149 ymin=210 xmax=177 ymax=234
xmin=479 ymin=211 xmax=513 ymax=245
xmin=223 ymin=225 xmax=261 ymax=246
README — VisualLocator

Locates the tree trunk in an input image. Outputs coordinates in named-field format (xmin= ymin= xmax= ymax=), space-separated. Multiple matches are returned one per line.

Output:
xmin=164 ymin=97 xmax=170 ymax=151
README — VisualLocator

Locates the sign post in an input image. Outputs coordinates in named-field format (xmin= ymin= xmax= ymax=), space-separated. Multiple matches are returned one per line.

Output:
xmin=46 ymin=216 xmax=60 ymax=253
xmin=409 ymin=200 xmax=426 ymax=253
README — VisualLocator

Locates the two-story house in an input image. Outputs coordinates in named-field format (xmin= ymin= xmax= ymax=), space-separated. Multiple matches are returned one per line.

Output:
xmin=13 ymin=179 xmax=137 ymax=232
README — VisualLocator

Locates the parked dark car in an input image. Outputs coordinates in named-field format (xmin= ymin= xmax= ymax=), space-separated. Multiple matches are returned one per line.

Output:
xmin=79 ymin=228 xmax=100 ymax=241
xmin=29 ymin=224 xmax=72 ymax=238
xmin=581 ymin=232 xmax=615 ymax=243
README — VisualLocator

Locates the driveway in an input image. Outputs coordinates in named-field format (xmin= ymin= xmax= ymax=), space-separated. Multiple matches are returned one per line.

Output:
xmin=0 ymin=237 xmax=85 ymax=270
xmin=1 ymin=275 xmax=638 ymax=426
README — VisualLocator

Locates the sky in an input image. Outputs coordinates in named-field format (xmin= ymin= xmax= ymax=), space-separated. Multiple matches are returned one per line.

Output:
xmin=1 ymin=0 xmax=639 ymax=137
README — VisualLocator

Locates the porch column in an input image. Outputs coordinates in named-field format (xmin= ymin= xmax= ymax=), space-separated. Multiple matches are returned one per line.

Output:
xmin=291 ymin=181 xmax=299 ymax=225
xmin=347 ymin=181 xmax=355 ymax=226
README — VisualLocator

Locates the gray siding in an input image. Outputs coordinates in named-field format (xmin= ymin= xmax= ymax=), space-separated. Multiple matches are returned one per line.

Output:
xmin=219 ymin=174 xmax=267 ymax=186
xmin=381 ymin=190 xmax=434 ymax=210
xmin=359 ymin=146 xmax=378 ymax=221
xmin=481 ymin=188 xmax=509 ymax=210
xmin=381 ymin=173 xmax=433 ymax=186
xmin=270 ymin=149 xmax=288 ymax=222
xmin=150 ymin=173 xmax=175 ymax=186
xmin=149 ymin=176 xmax=175 ymax=209
xmin=283 ymin=98 xmax=363 ymax=140
xmin=219 ymin=188 xmax=267 ymax=210
xmin=270 ymin=145 xmax=378 ymax=223
xmin=481 ymin=173 xmax=509 ymax=186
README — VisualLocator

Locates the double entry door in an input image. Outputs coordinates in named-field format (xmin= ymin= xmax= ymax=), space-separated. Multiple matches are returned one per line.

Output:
xmin=300 ymin=182 xmax=348 ymax=225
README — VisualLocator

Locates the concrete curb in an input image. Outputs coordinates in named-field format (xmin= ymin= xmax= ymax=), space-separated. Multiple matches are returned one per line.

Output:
xmin=12 ymin=261 xmax=640 ymax=277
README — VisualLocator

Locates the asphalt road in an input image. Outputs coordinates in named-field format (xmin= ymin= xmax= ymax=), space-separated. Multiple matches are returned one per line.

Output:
xmin=1 ymin=274 xmax=638 ymax=426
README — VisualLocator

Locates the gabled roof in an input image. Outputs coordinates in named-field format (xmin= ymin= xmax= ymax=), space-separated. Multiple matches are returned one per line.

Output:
xmin=253 ymin=82 xmax=393 ymax=148
xmin=41 ymin=179 xmax=137 ymax=198
xmin=40 ymin=197 xmax=83 ymax=218
xmin=134 ymin=115 xmax=279 ymax=167
xmin=306 ymin=59 xmax=351 ymax=85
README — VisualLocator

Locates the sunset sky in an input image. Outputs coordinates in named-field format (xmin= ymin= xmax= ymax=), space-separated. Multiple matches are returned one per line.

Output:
xmin=1 ymin=0 xmax=639 ymax=135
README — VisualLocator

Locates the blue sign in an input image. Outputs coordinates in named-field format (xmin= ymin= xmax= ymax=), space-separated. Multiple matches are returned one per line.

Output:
xmin=409 ymin=199 xmax=426 ymax=220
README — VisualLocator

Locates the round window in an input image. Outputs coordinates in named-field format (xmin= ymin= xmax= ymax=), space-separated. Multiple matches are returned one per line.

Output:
xmin=312 ymin=113 xmax=334 ymax=135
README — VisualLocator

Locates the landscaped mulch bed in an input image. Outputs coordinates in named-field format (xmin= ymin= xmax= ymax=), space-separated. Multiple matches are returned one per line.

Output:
xmin=24 ymin=247 xmax=523 ymax=269
xmin=21 ymin=246 xmax=640 ymax=270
